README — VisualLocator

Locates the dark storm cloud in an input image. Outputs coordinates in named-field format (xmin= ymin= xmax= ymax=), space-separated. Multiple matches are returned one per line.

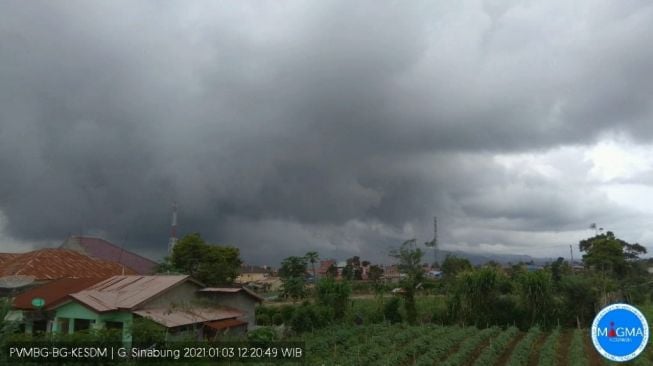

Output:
xmin=1 ymin=1 xmax=653 ymax=263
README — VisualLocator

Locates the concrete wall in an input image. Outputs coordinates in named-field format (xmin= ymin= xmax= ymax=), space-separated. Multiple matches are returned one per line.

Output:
xmin=53 ymin=301 xmax=133 ymax=344
xmin=200 ymin=292 xmax=257 ymax=330
xmin=140 ymin=281 xmax=199 ymax=309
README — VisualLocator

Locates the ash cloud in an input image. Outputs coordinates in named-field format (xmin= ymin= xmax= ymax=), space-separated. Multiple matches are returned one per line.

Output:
xmin=1 ymin=1 xmax=653 ymax=263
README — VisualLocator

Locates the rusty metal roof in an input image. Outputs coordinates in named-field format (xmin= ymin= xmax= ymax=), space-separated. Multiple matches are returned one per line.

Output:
xmin=69 ymin=275 xmax=192 ymax=312
xmin=0 ymin=253 xmax=20 ymax=266
xmin=205 ymin=318 xmax=247 ymax=330
xmin=0 ymin=249 xmax=137 ymax=281
xmin=12 ymin=277 xmax=106 ymax=310
xmin=199 ymin=287 xmax=264 ymax=302
xmin=60 ymin=236 xmax=158 ymax=275
xmin=133 ymin=307 xmax=244 ymax=328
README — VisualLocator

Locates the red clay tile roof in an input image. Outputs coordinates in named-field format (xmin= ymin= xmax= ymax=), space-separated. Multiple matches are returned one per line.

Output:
xmin=61 ymin=236 xmax=158 ymax=275
xmin=12 ymin=277 xmax=106 ymax=310
xmin=0 ymin=249 xmax=137 ymax=281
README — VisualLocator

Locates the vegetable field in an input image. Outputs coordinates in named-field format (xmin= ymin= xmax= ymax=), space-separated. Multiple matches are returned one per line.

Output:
xmin=295 ymin=324 xmax=653 ymax=366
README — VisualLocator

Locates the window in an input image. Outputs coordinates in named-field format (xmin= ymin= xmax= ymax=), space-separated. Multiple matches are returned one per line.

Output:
xmin=105 ymin=321 xmax=123 ymax=331
xmin=74 ymin=319 xmax=92 ymax=332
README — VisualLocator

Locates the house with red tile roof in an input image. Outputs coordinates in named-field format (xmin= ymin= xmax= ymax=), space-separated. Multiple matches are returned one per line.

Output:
xmin=60 ymin=236 xmax=158 ymax=274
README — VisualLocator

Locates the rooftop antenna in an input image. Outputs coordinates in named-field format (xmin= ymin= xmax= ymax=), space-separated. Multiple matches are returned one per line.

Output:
xmin=168 ymin=202 xmax=178 ymax=256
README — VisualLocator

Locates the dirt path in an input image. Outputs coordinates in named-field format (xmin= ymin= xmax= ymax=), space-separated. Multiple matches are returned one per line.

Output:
xmin=556 ymin=330 xmax=573 ymax=366
xmin=494 ymin=332 xmax=525 ymax=366
xmin=527 ymin=332 xmax=548 ymax=366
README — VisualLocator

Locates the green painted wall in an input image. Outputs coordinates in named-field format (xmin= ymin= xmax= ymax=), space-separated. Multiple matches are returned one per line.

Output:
xmin=53 ymin=301 xmax=133 ymax=344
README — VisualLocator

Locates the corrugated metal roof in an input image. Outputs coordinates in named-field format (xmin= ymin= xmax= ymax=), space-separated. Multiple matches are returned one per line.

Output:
xmin=12 ymin=277 xmax=106 ymax=310
xmin=0 ymin=249 xmax=137 ymax=281
xmin=205 ymin=318 xmax=247 ymax=330
xmin=60 ymin=236 xmax=158 ymax=275
xmin=199 ymin=287 xmax=264 ymax=302
xmin=70 ymin=275 xmax=191 ymax=312
xmin=133 ymin=307 xmax=243 ymax=328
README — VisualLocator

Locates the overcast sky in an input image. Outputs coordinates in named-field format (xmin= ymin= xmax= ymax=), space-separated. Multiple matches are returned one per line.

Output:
xmin=2 ymin=0 xmax=653 ymax=265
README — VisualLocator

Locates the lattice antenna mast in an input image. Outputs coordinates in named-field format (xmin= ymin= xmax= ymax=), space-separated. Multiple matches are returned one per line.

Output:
xmin=424 ymin=216 xmax=438 ymax=268
xmin=432 ymin=216 xmax=438 ymax=266
xmin=168 ymin=202 xmax=178 ymax=255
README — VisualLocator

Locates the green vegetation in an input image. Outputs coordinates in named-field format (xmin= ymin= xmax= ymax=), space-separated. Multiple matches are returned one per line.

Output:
xmin=568 ymin=328 xmax=589 ymax=366
xmin=471 ymin=326 xmax=519 ymax=366
xmin=279 ymin=256 xmax=308 ymax=301
xmin=505 ymin=327 xmax=541 ymax=366
xmin=158 ymin=233 xmax=241 ymax=286
xmin=537 ymin=327 xmax=560 ymax=366
xmin=390 ymin=239 xmax=425 ymax=324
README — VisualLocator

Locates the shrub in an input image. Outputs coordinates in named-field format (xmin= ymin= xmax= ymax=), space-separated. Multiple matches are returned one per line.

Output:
xmin=256 ymin=313 xmax=271 ymax=326
xmin=384 ymin=297 xmax=402 ymax=324
xmin=247 ymin=327 xmax=278 ymax=342
xmin=315 ymin=278 xmax=352 ymax=319
xmin=272 ymin=313 xmax=284 ymax=326
xmin=290 ymin=304 xmax=333 ymax=333
xmin=280 ymin=305 xmax=295 ymax=322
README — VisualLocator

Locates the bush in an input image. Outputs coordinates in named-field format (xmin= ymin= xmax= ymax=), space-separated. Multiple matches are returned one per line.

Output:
xmin=315 ymin=278 xmax=351 ymax=319
xmin=290 ymin=304 xmax=333 ymax=333
xmin=384 ymin=297 xmax=402 ymax=324
xmin=247 ymin=327 xmax=278 ymax=342
xmin=272 ymin=313 xmax=284 ymax=326
xmin=131 ymin=317 xmax=166 ymax=347
xmin=280 ymin=305 xmax=295 ymax=322
xmin=256 ymin=313 xmax=271 ymax=326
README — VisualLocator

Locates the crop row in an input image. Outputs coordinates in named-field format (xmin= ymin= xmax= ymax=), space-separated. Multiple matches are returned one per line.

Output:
xmin=536 ymin=327 xmax=560 ymax=366
xmin=568 ymin=329 xmax=588 ymax=366
xmin=471 ymin=326 xmax=520 ymax=366
xmin=440 ymin=326 xmax=501 ymax=366
xmin=505 ymin=326 xmax=541 ymax=366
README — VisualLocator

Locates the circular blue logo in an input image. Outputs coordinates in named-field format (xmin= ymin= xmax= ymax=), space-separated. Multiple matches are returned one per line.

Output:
xmin=591 ymin=303 xmax=649 ymax=362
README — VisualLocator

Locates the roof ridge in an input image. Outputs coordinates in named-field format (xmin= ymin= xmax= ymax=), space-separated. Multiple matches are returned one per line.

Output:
xmin=72 ymin=235 xmax=157 ymax=264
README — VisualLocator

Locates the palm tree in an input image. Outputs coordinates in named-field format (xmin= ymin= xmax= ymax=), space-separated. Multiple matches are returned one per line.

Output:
xmin=305 ymin=251 xmax=319 ymax=282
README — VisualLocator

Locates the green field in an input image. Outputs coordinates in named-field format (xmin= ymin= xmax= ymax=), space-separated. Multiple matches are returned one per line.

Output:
xmin=291 ymin=324 xmax=653 ymax=366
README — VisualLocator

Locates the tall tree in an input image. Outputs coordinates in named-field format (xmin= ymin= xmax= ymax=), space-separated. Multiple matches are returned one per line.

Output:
xmin=441 ymin=255 xmax=472 ymax=278
xmin=579 ymin=231 xmax=647 ymax=276
xmin=390 ymin=239 xmax=424 ymax=324
xmin=279 ymin=256 xmax=308 ymax=301
xmin=165 ymin=233 xmax=242 ymax=286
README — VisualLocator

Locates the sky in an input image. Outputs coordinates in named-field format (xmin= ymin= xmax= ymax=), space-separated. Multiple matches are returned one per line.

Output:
xmin=2 ymin=0 xmax=653 ymax=265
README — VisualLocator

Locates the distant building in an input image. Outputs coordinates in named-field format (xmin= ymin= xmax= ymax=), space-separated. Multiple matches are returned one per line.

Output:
xmin=317 ymin=260 xmax=336 ymax=277
xmin=383 ymin=265 xmax=402 ymax=283
xmin=60 ymin=236 xmax=158 ymax=274
xmin=236 ymin=265 xmax=271 ymax=284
